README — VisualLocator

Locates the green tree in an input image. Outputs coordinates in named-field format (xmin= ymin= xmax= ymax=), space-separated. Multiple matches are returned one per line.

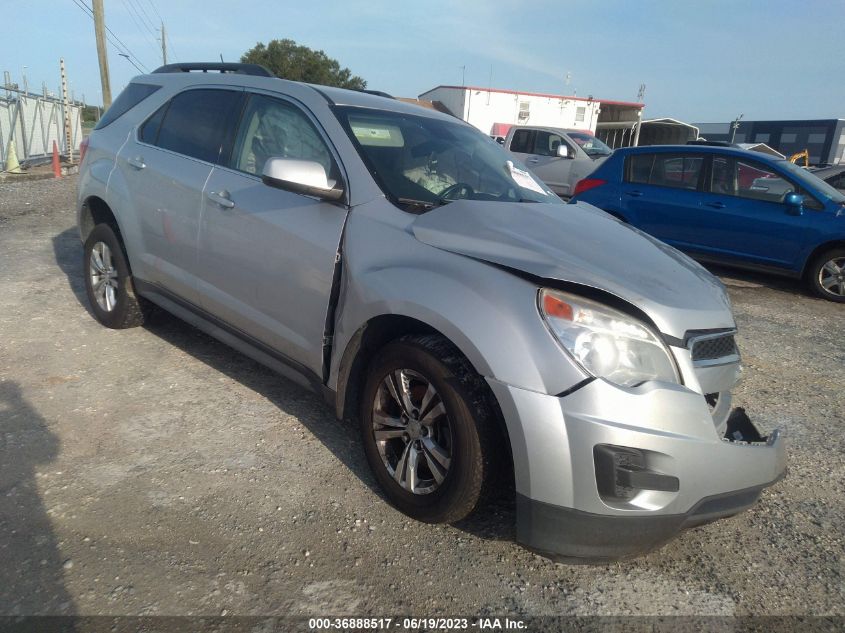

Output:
xmin=241 ymin=39 xmax=367 ymax=90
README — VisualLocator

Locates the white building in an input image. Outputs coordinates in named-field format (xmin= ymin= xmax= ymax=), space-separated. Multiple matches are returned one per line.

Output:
xmin=418 ymin=84 xmax=643 ymax=140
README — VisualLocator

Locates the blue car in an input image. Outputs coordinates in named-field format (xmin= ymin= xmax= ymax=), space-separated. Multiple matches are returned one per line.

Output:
xmin=569 ymin=144 xmax=845 ymax=302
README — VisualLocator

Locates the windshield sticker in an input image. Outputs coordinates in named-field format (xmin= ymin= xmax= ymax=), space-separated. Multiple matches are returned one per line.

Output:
xmin=507 ymin=161 xmax=548 ymax=195
xmin=350 ymin=120 xmax=405 ymax=147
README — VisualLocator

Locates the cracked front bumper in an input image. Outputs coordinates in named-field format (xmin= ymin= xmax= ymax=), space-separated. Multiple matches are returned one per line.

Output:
xmin=487 ymin=377 xmax=787 ymax=562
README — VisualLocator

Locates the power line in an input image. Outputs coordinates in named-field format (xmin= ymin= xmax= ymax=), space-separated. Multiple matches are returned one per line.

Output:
xmin=70 ymin=0 xmax=150 ymax=72
xmin=120 ymin=0 xmax=161 ymax=60
xmin=145 ymin=0 xmax=178 ymax=62
xmin=129 ymin=0 xmax=157 ymax=34
xmin=144 ymin=0 xmax=162 ymax=22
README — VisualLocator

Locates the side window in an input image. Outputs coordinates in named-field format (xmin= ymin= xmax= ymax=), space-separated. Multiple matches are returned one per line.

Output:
xmin=626 ymin=154 xmax=654 ymax=184
xmin=736 ymin=159 xmax=794 ymax=203
xmin=230 ymin=94 xmax=333 ymax=176
xmin=532 ymin=131 xmax=565 ymax=157
xmin=154 ymin=89 xmax=242 ymax=163
xmin=139 ymin=103 xmax=168 ymax=145
xmin=651 ymin=155 xmax=704 ymax=190
xmin=509 ymin=129 xmax=534 ymax=154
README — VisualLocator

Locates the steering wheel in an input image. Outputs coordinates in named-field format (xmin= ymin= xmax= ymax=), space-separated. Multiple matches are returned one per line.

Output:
xmin=439 ymin=182 xmax=475 ymax=201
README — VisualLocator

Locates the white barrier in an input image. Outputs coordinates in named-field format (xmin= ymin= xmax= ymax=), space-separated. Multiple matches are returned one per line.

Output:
xmin=1 ymin=90 xmax=82 ymax=170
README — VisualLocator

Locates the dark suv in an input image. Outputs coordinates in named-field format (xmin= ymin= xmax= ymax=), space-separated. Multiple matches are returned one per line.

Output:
xmin=570 ymin=145 xmax=845 ymax=302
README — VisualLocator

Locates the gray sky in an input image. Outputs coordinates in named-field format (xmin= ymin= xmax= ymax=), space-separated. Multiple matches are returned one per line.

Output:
xmin=4 ymin=0 xmax=842 ymax=121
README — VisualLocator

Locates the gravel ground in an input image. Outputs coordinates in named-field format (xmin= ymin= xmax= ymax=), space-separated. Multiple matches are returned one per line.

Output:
xmin=0 ymin=175 xmax=843 ymax=618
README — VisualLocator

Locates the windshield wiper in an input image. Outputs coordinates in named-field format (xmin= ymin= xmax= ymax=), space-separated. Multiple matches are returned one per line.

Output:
xmin=396 ymin=197 xmax=454 ymax=212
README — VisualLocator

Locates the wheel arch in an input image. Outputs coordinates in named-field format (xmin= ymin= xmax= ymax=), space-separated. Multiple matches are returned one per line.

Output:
xmin=334 ymin=313 xmax=513 ymax=473
xmin=79 ymin=195 xmax=125 ymax=244
xmin=801 ymin=239 xmax=845 ymax=278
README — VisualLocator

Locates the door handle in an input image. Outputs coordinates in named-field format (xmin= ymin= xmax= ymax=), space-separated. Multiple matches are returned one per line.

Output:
xmin=127 ymin=156 xmax=146 ymax=170
xmin=206 ymin=190 xmax=235 ymax=209
xmin=527 ymin=157 xmax=540 ymax=164
xmin=707 ymin=201 xmax=726 ymax=209
xmin=625 ymin=190 xmax=643 ymax=197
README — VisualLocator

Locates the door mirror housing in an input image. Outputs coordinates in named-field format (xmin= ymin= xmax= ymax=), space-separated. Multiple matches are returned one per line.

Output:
xmin=784 ymin=191 xmax=804 ymax=215
xmin=556 ymin=144 xmax=570 ymax=158
xmin=261 ymin=158 xmax=344 ymax=202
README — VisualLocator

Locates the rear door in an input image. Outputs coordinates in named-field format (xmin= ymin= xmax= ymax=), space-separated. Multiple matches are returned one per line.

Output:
xmin=197 ymin=91 xmax=348 ymax=375
xmin=120 ymin=87 xmax=243 ymax=304
xmin=620 ymin=152 xmax=708 ymax=247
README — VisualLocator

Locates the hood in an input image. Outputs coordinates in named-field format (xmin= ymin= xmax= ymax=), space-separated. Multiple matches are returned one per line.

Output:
xmin=412 ymin=200 xmax=734 ymax=339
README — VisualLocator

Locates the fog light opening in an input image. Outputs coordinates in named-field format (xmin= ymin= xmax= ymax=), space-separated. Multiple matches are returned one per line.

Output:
xmin=594 ymin=445 xmax=680 ymax=503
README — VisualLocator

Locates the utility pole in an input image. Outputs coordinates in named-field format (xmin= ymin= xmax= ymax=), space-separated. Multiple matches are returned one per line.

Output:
xmin=92 ymin=0 xmax=112 ymax=109
xmin=633 ymin=84 xmax=646 ymax=147
xmin=61 ymin=58 xmax=74 ymax=163
xmin=729 ymin=113 xmax=744 ymax=144
xmin=160 ymin=22 xmax=167 ymax=65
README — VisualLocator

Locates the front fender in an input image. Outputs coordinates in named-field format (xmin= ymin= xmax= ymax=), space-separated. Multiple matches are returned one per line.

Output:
xmin=330 ymin=202 xmax=588 ymax=398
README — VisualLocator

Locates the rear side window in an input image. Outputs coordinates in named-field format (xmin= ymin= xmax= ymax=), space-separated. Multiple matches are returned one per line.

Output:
xmin=509 ymin=129 xmax=535 ymax=153
xmin=627 ymin=153 xmax=703 ymax=190
xmin=154 ymin=89 xmax=242 ymax=163
xmin=95 ymin=83 xmax=160 ymax=130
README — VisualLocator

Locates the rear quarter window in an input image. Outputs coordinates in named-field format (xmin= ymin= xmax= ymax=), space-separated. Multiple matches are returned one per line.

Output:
xmin=94 ymin=83 xmax=161 ymax=130
xmin=626 ymin=154 xmax=654 ymax=184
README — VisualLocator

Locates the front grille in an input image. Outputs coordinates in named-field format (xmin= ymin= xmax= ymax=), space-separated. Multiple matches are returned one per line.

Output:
xmin=691 ymin=335 xmax=738 ymax=362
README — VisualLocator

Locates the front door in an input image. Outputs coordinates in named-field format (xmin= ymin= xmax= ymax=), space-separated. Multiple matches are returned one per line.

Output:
xmin=197 ymin=92 xmax=348 ymax=375
xmin=692 ymin=155 xmax=809 ymax=269
xmin=526 ymin=130 xmax=575 ymax=195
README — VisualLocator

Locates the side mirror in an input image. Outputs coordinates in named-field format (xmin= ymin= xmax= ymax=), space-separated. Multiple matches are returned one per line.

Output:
xmin=556 ymin=144 xmax=570 ymax=158
xmin=784 ymin=191 xmax=804 ymax=215
xmin=261 ymin=158 xmax=344 ymax=202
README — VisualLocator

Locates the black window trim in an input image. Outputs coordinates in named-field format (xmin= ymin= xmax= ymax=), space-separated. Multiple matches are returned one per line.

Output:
xmin=134 ymin=86 xmax=246 ymax=167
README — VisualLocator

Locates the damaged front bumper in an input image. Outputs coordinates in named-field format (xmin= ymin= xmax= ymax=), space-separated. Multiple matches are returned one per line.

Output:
xmin=487 ymin=377 xmax=787 ymax=563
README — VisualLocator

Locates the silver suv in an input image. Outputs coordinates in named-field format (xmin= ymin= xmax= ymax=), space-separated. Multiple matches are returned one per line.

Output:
xmin=76 ymin=63 xmax=785 ymax=562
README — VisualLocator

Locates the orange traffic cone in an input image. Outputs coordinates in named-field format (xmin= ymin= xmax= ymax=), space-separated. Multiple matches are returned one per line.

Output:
xmin=52 ymin=141 xmax=61 ymax=179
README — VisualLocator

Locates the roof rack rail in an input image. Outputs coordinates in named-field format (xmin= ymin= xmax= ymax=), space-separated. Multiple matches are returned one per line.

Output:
xmin=686 ymin=140 xmax=735 ymax=147
xmin=355 ymin=89 xmax=395 ymax=99
xmin=152 ymin=63 xmax=274 ymax=77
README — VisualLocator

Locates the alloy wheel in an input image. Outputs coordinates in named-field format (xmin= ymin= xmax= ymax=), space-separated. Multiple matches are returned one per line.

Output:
xmin=819 ymin=256 xmax=845 ymax=298
xmin=89 ymin=241 xmax=119 ymax=312
xmin=372 ymin=369 xmax=453 ymax=495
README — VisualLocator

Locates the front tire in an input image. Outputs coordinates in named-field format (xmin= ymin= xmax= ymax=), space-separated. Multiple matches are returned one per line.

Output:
xmin=807 ymin=248 xmax=845 ymax=303
xmin=360 ymin=334 xmax=497 ymax=524
xmin=83 ymin=223 xmax=148 ymax=328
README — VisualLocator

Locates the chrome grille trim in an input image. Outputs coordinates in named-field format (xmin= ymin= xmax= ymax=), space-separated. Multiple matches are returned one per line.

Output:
xmin=689 ymin=331 xmax=740 ymax=367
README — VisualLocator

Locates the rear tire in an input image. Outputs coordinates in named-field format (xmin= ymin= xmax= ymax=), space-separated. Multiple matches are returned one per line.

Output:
xmin=360 ymin=334 xmax=498 ymax=524
xmin=807 ymin=248 xmax=845 ymax=303
xmin=83 ymin=223 xmax=148 ymax=328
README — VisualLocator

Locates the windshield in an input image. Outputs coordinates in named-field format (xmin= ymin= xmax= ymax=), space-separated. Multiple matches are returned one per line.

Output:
xmin=334 ymin=106 xmax=563 ymax=210
xmin=567 ymin=131 xmax=613 ymax=158
xmin=778 ymin=160 xmax=845 ymax=203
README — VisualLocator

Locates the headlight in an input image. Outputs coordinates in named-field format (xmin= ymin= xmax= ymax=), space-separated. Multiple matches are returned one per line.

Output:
xmin=538 ymin=289 xmax=679 ymax=388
